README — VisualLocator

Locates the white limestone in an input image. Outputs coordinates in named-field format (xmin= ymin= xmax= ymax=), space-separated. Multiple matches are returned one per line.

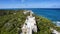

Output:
xmin=21 ymin=11 xmax=37 ymax=34
xmin=50 ymin=28 xmax=60 ymax=34
xmin=23 ymin=10 xmax=33 ymax=15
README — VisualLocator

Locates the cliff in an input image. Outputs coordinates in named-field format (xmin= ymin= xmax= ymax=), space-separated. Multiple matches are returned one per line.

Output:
xmin=0 ymin=10 xmax=60 ymax=34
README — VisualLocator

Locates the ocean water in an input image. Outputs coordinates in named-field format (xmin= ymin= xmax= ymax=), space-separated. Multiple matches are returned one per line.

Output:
xmin=32 ymin=9 xmax=60 ymax=21
xmin=19 ymin=8 xmax=60 ymax=21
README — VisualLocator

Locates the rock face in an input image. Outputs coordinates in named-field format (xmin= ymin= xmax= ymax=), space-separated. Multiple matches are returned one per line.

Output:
xmin=21 ymin=11 xmax=37 ymax=34
xmin=50 ymin=28 xmax=60 ymax=34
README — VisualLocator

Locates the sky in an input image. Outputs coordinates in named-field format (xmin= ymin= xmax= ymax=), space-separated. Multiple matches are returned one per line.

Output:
xmin=0 ymin=0 xmax=60 ymax=9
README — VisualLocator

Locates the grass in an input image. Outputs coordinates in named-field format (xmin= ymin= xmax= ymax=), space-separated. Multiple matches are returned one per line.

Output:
xmin=0 ymin=10 xmax=60 ymax=34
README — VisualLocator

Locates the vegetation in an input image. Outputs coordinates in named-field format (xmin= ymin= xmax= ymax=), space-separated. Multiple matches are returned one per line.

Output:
xmin=0 ymin=10 xmax=60 ymax=34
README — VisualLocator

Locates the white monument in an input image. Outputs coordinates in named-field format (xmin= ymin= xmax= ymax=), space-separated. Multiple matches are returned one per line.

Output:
xmin=21 ymin=10 xmax=37 ymax=34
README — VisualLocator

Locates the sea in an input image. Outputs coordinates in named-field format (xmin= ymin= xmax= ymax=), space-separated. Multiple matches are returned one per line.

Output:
xmin=1 ymin=8 xmax=60 ymax=26
xmin=17 ymin=8 xmax=60 ymax=21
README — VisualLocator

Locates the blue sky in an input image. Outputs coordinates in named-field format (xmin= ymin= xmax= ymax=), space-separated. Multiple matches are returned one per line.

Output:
xmin=0 ymin=0 xmax=60 ymax=9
